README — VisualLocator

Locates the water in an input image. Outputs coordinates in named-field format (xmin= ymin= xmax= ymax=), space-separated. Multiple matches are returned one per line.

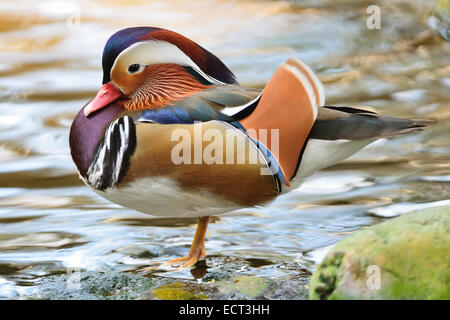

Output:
xmin=0 ymin=0 xmax=449 ymax=299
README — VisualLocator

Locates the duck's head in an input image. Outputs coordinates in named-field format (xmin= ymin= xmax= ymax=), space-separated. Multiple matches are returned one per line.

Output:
xmin=84 ymin=27 xmax=236 ymax=117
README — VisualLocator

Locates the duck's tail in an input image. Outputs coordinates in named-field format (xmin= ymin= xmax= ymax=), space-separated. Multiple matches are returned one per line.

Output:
xmin=310 ymin=106 xmax=432 ymax=141
xmin=292 ymin=106 xmax=433 ymax=185
xmin=238 ymin=58 xmax=432 ymax=188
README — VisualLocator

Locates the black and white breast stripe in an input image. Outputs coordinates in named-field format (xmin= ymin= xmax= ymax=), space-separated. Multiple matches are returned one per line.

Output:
xmin=87 ymin=116 xmax=136 ymax=191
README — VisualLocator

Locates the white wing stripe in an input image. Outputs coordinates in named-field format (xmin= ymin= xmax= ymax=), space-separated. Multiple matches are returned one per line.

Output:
xmin=283 ymin=63 xmax=318 ymax=120
xmin=289 ymin=58 xmax=325 ymax=107
xmin=220 ymin=92 xmax=262 ymax=117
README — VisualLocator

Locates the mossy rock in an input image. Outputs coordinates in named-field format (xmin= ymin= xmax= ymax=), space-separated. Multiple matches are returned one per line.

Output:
xmin=231 ymin=276 xmax=270 ymax=298
xmin=152 ymin=282 xmax=208 ymax=300
xmin=215 ymin=276 xmax=270 ymax=298
xmin=437 ymin=0 xmax=450 ymax=14
xmin=310 ymin=205 xmax=450 ymax=300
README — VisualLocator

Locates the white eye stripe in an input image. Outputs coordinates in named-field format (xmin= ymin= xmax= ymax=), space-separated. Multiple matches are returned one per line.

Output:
xmin=111 ymin=40 xmax=225 ymax=84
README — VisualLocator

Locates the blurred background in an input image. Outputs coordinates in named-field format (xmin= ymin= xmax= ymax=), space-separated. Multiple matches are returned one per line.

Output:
xmin=0 ymin=0 xmax=448 ymax=299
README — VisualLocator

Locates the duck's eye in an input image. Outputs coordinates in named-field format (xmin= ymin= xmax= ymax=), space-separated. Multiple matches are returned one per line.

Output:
xmin=128 ymin=64 xmax=140 ymax=73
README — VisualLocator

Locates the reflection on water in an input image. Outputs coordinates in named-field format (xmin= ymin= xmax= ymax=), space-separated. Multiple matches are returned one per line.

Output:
xmin=0 ymin=0 xmax=449 ymax=299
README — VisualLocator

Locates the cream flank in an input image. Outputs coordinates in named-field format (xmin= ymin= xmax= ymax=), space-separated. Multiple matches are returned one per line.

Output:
xmin=92 ymin=137 xmax=375 ymax=217
xmin=94 ymin=176 xmax=242 ymax=218
xmin=287 ymin=138 xmax=375 ymax=191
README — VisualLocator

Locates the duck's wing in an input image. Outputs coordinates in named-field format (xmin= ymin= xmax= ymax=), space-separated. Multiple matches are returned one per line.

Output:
xmin=120 ymin=120 xmax=281 ymax=206
xmin=136 ymin=85 xmax=261 ymax=124
xmin=238 ymin=58 xmax=322 ymax=182
xmin=135 ymin=58 xmax=322 ymax=187
xmin=113 ymin=59 xmax=318 ymax=202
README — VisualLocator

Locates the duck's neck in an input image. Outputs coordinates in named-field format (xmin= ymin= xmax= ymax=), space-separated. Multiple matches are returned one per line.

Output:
xmin=69 ymin=102 xmax=125 ymax=178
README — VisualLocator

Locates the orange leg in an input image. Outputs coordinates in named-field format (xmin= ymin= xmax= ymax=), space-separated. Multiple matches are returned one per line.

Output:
xmin=140 ymin=216 xmax=209 ymax=272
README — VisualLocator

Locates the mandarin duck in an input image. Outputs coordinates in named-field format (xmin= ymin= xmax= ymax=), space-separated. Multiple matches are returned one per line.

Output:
xmin=69 ymin=27 xmax=429 ymax=270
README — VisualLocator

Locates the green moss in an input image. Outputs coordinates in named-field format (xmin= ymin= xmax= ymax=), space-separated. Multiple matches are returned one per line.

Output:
xmin=438 ymin=0 xmax=450 ymax=13
xmin=152 ymin=282 xmax=208 ymax=300
xmin=309 ymin=252 xmax=344 ymax=300
xmin=310 ymin=205 xmax=450 ymax=300
xmin=230 ymin=276 xmax=269 ymax=298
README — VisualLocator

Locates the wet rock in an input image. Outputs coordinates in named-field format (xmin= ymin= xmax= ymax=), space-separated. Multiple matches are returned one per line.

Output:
xmin=216 ymin=276 xmax=269 ymax=299
xmin=196 ymin=255 xmax=310 ymax=300
xmin=265 ymin=277 xmax=310 ymax=300
xmin=143 ymin=275 xmax=309 ymax=300
xmin=213 ymin=275 xmax=309 ymax=300
xmin=196 ymin=255 xmax=262 ymax=282
xmin=38 ymin=271 xmax=155 ymax=300
xmin=309 ymin=205 xmax=450 ymax=300
xmin=36 ymin=255 xmax=311 ymax=300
